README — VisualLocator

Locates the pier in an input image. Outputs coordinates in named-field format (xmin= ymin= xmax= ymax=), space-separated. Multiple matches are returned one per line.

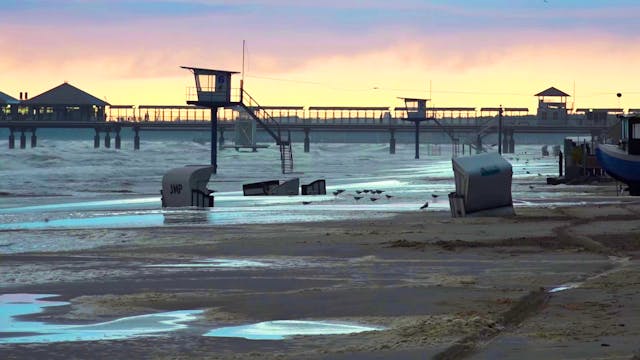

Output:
xmin=1 ymin=83 xmax=630 ymax=157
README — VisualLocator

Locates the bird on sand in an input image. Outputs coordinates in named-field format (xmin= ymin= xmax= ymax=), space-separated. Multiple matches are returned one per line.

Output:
xmin=375 ymin=190 xmax=384 ymax=194
xmin=529 ymin=185 xmax=534 ymax=190
xmin=431 ymin=194 xmax=439 ymax=199
xmin=356 ymin=190 xmax=363 ymax=194
xmin=302 ymin=201 xmax=312 ymax=205
xmin=370 ymin=197 xmax=379 ymax=202
xmin=363 ymin=189 xmax=370 ymax=193
xmin=385 ymin=194 xmax=393 ymax=199
xmin=420 ymin=201 xmax=429 ymax=209
xmin=354 ymin=196 xmax=363 ymax=201
xmin=333 ymin=189 xmax=345 ymax=196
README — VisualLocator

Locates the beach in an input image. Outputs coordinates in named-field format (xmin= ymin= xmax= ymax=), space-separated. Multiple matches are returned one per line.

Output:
xmin=1 ymin=141 xmax=639 ymax=358
xmin=2 ymin=200 xmax=640 ymax=359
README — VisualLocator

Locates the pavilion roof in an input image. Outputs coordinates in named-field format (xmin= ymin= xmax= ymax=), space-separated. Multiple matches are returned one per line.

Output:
xmin=535 ymin=87 xmax=571 ymax=97
xmin=0 ymin=91 xmax=19 ymax=105
xmin=23 ymin=83 xmax=109 ymax=106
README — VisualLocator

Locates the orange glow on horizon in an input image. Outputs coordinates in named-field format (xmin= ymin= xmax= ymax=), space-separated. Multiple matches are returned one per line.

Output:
xmin=2 ymin=36 xmax=639 ymax=112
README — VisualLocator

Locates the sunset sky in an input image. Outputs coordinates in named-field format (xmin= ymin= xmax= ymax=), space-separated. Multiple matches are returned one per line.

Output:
xmin=2 ymin=0 xmax=639 ymax=110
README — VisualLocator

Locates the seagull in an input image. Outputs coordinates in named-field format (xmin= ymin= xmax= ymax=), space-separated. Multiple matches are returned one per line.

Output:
xmin=354 ymin=196 xmax=363 ymax=201
xmin=420 ymin=201 xmax=429 ymax=209
xmin=526 ymin=171 xmax=530 ymax=174
xmin=370 ymin=197 xmax=379 ymax=202
xmin=431 ymin=194 xmax=439 ymax=199
xmin=356 ymin=190 xmax=363 ymax=194
xmin=529 ymin=185 xmax=534 ymax=190
xmin=538 ymin=173 xmax=543 ymax=177
xmin=385 ymin=194 xmax=393 ymax=199
xmin=332 ymin=191 xmax=341 ymax=196
xmin=375 ymin=190 xmax=384 ymax=194
xmin=336 ymin=189 xmax=345 ymax=194
xmin=363 ymin=190 xmax=370 ymax=193
xmin=302 ymin=201 xmax=312 ymax=205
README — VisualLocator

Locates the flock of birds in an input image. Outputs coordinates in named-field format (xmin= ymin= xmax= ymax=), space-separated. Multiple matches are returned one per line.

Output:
xmin=302 ymin=189 xmax=438 ymax=210
xmin=301 ymin=153 xmax=547 ymax=208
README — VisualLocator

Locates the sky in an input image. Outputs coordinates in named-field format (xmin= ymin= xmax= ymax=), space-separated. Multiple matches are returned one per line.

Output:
xmin=2 ymin=0 xmax=639 ymax=110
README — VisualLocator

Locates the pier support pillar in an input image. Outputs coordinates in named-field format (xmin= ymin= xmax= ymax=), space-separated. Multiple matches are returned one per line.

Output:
xmin=475 ymin=135 xmax=482 ymax=154
xmin=104 ymin=132 xmax=111 ymax=149
xmin=30 ymin=129 xmax=37 ymax=148
xmin=389 ymin=129 xmax=396 ymax=154
xmin=304 ymin=128 xmax=310 ymax=153
xmin=133 ymin=128 xmax=140 ymax=150
xmin=502 ymin=129 xmax=509 ymax=153
xmin=8 ymin=129 xmax=15 ymax=149
xmin=414 ymin=121 xmax=420 ymax=159
xmin=19 ymin=131 xmax=26 ymax=149
xmin=115 ymin=130 xmax=121 ymax=150
xmin=508 ymin=130 xmax=515 ymax=154
xmin=94 ymin=129 xmax=100 ymax=148
xmin=219 ymin=129 xmax=225 ymax=150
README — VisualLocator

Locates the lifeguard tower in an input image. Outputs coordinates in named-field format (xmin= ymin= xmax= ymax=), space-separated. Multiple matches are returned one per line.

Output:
xmin=181 ymin=66 xmax=293 ymax=174
xmin=399 ymin=97 xmax=433 ymax=159
xmin=535 ymin=87 xmax=570 ymax=124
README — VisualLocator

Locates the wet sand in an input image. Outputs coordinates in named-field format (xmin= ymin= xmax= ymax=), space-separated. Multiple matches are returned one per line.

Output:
xmin=1 ymin=201 xmax=640 ymax=359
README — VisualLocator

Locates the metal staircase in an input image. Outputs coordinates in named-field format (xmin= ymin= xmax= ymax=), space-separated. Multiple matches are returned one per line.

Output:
xmin=238 ymin=90 xmax=294 ymax=173
xmin=466 ymin=117 xmax=496 ymax=153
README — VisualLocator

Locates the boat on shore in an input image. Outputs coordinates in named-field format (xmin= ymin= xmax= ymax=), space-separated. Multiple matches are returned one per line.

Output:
xmin=596 ymin=116 xmax=640 ymax=195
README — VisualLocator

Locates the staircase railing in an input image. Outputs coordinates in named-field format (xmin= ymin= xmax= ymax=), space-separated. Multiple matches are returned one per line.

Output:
xmin=238 ymin=90 xmax=294 ymax=173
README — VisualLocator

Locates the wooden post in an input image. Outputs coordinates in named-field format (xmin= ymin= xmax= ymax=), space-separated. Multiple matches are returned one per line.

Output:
xmin=30 ymin=128 xmax=37 ymax=148
xmin=134 ymin=128 xmax=140 ymax=150
xmin=8 ymin=128 xmax=15 ymax=149
xmin=389 ymin=128 xmax=396 ymax=154
xmin=304 ymin=127 xmax=310 ymax=153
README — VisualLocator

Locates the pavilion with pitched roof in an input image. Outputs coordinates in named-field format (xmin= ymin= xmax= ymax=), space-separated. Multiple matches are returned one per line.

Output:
xmin=22 ymin=82 xmax=109 ymax=122
xmin=535 ymin=86 xmax=571 ymax=123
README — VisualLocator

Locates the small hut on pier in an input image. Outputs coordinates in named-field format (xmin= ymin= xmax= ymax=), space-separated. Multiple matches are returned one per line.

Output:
xmin=22 ymin=83 xmax=109 ymax=122
xmin=535 ymin=87 xmax=570 ymax=124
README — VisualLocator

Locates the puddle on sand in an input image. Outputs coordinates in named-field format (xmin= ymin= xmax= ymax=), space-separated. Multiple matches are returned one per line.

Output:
xmin=203 ymin=320 xmax=383 ymax=340
xmin=146 ymin=258 xmax=270 ymax=269
xmin=548 ymin=283 xmax=580 ymax=293
xmin=0 ymin=294 xmax=201 ymax=344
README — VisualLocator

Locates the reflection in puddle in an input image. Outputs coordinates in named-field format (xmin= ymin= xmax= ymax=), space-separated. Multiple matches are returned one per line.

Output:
xmin=0 ymin=294 xmax=201 ymax=344
xmin=203 ymin=320 xmax=383 ymax=340
xmin=147 ymin=258 xmax=270 ymax=268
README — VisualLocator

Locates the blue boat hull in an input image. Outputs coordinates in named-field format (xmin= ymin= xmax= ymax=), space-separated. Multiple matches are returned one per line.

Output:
xmin=596 ymin=144 xmax=640 ymax=194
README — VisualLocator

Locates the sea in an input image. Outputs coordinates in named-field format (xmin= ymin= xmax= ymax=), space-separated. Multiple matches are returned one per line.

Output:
xmin=0 ymin=134 xmax=618 ymax=254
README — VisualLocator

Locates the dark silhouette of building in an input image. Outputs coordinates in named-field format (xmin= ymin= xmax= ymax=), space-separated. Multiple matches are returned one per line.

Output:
xmin=22 ymin=82 xmax=109 ymax=122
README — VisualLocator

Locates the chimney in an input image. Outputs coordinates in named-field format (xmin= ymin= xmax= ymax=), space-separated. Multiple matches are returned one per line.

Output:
xmin=19 ymin=92 xmax=23 ymax=100
xmin=24 ymin=92 xmax=28 ymax=100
